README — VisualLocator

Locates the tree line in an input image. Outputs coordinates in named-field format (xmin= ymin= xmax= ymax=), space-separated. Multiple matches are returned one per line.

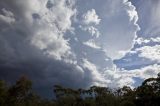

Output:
xmin=0 ymin=73 xmax=160 ymax=106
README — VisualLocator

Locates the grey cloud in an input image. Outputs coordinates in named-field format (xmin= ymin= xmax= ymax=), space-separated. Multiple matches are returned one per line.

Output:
xmin=46 ymin=0 xmax=54 ymax=9
xmin=0 ymin=0 xmax=121 ymax=99
xmin=1 ymin=0 xmax=156 ymax=98
xmin=0 ymin=0 xmax=97 ymax=98
xmin=0 ymin=8 xmax=15 ymax=24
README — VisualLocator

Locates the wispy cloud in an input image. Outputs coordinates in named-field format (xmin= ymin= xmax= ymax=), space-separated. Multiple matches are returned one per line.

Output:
xmin=83 ymin=39 xmax=101 ymax=49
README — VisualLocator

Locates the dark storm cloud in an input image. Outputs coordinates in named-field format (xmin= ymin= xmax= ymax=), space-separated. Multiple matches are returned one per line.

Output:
xmin=1 ymin=0 xmax=158 ymax=98
xmin=0 ymin=0 xmax=96 ymax=98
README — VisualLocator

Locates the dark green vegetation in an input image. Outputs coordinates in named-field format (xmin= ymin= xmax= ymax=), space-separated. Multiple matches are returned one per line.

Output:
xmin=0 ymin=73 xmax=160 ymax=106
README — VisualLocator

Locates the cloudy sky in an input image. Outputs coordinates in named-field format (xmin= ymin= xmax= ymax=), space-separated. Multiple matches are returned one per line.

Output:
xmin=0 ymin=0 xmax=160 ymax=98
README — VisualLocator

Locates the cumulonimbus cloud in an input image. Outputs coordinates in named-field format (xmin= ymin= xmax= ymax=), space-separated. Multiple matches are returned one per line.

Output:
xmin=0 ymin=0 xmax=159 ymax=98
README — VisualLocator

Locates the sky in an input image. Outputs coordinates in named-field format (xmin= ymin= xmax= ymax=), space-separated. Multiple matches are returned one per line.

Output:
xmin=0 ymin=0 xmax=160 ymax=98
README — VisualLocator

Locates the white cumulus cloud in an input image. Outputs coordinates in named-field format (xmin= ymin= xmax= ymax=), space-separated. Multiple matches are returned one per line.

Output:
xmin=136 ymin=45 xmax=160 ymax=62
xmin=103 ymin=64 xmax=160 ymax=88
xmin=82 ymin=9 xmax=101 ymax=25
xmin=96 ymin=0 xmax=140 ymax=59
xmin=80 ymin=26 xmax=100 ymax=38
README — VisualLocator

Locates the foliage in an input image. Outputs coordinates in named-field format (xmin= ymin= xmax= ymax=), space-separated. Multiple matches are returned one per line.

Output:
xmin=0 ymin=73 xmax=160 ymax=106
